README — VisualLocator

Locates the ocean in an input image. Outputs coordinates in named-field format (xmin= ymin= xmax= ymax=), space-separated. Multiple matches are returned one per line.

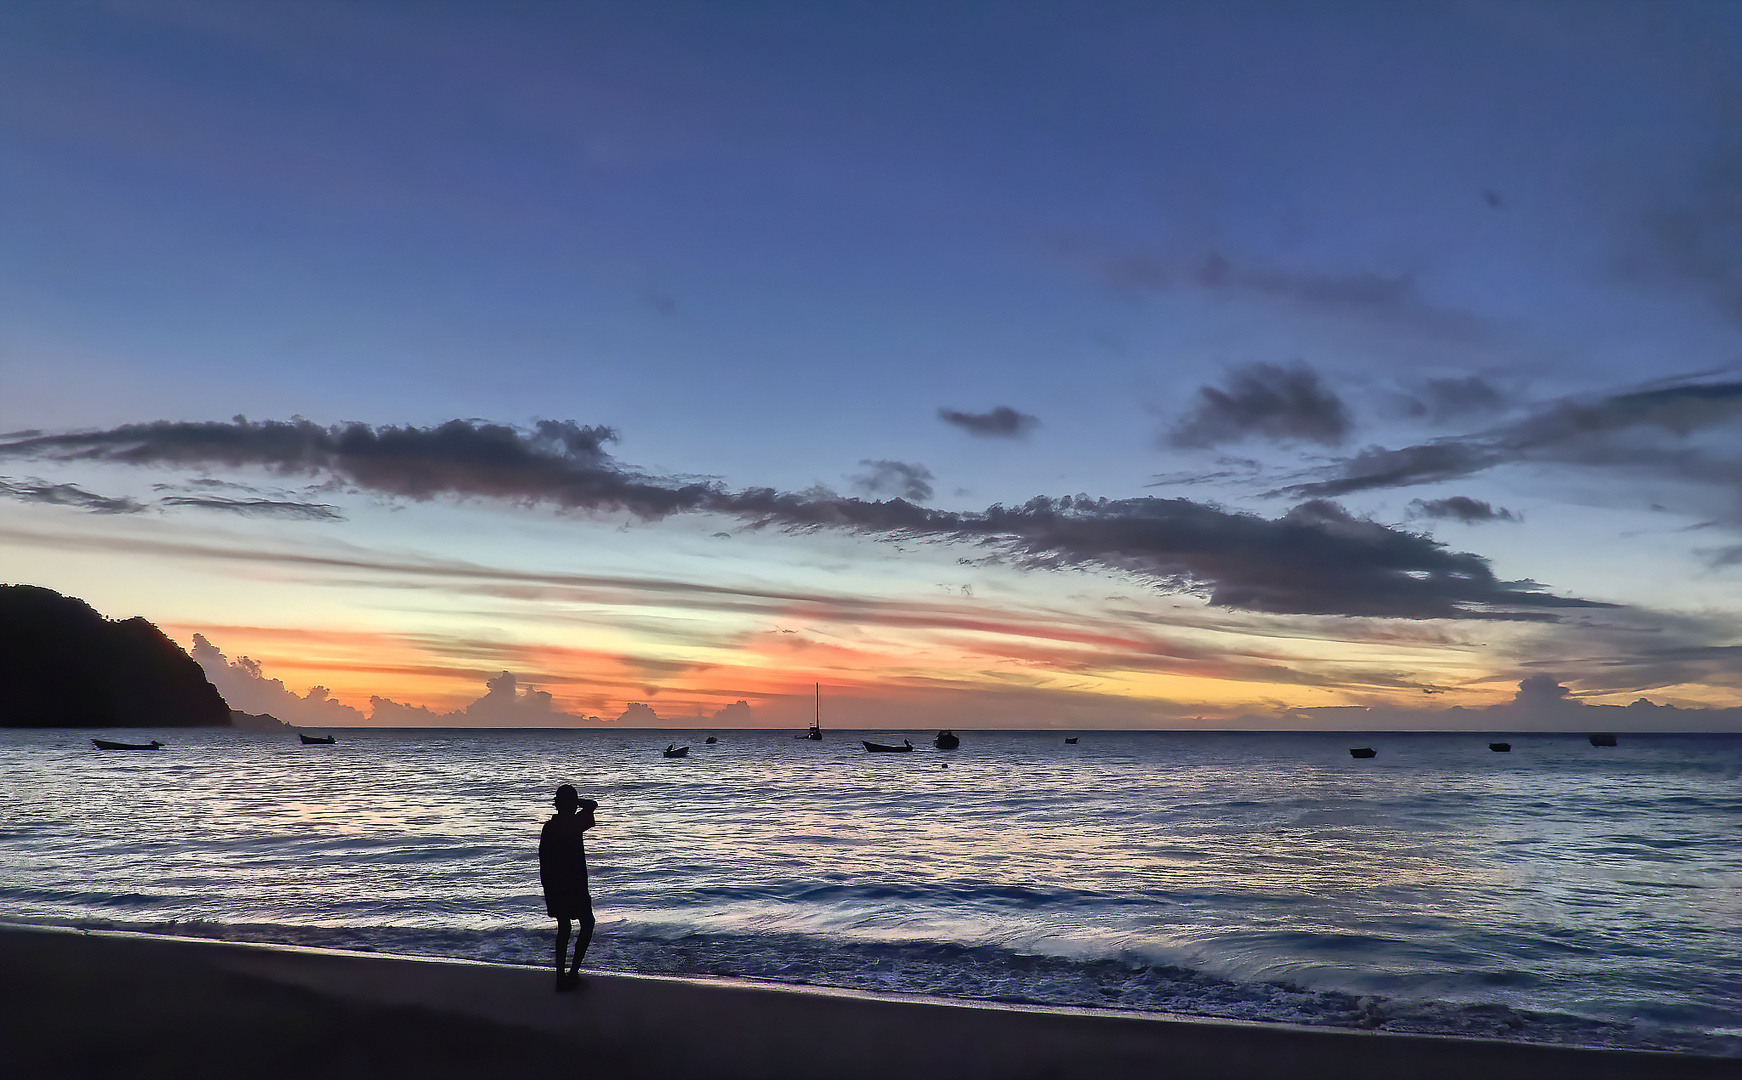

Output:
xmin=2 ymin=727 xmax=1738 ymax=1055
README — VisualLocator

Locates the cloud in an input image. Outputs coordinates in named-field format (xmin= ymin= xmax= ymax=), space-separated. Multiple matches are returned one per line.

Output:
xmin=193 ymin=632 xmax=610 ymax=726
xmin=938 ymin=406 xmax=1039 ymax=438
xmin=713 ymin=700 xmax=753 ymax=723
xmin=1282 ymin=376 xmax=1742 ymax=500
xmin=0 ymin=477 xmax=146 ymax=514
xmin=460 ymin=670 xmax=558 ymax=722
xmin=1169 ymin=362 xmax=1352 ymax=448
xmin=851 ymin=459 xmax=934 ymax=502
xmin=1095 ymin=250 xmax=1489 ymax=342
xmin=1626 ymin=144 xmax=1742 ymax=327
xmin=191 ymin=634 xmax=368 ymax=726
xmin=1407 ymin=496 xmax=1518 ymax=524
xmin=0 ymin=416 xmax=1603 ymax=619
xmin=160 ymin=495 xmax=344 ymax=520
xmin=1401 ymin=376 xmax=1506 ymax=423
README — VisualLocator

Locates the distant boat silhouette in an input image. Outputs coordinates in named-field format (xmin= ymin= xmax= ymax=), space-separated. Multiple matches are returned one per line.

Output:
xmin=1064 ymin=737 xmax=1078 ymax=744
xmin=93 ymin=738 xmax=163 ymax=751
xmin=299 ymin=733 xmax=336 ymax=745
xmin=705 ymin=736 xmax=717 ymax=744
xmin=796 ymin=682 xmax=824 ymax=740
xmin=933 ymin=729 xmax=959 ymax=750
xmin=1489 ymin=742 xmax=1511 ymax=752
xmin=863 ymin=739 xmax=913 ymax=753
xmin=1349 ymin=747 xmax=1377 ymax=759
xmin=1589 ymin=732 xmax=1618 ymax=747
xmin=663 ymin=744 xmax=689 ymax=758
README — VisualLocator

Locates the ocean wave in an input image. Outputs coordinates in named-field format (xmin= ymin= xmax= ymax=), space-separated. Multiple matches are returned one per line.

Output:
xmin=20 ymin=915 xmax=1737 ymax=1057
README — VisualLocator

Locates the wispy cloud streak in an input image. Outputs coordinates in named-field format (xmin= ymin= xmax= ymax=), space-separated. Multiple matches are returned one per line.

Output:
xmin=1280 ymin=377 xmax=1742 ymax=499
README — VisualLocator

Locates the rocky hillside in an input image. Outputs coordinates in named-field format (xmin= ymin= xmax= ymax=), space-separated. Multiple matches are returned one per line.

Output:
xmin=0 ymin=585 xmax=232 ymax=727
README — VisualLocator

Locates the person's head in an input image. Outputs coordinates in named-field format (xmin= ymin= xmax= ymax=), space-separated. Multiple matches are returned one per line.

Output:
xmin=554 ymin=784 xmax=579 ymax=813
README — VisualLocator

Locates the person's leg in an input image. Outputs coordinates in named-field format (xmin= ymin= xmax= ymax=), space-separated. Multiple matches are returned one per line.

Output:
xmin=568 ymin=908 xmax=595 ymax=976
xmin=554 ymin=917 xmax=572 ymax=977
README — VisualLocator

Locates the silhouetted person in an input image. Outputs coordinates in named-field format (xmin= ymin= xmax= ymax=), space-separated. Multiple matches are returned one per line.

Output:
xmin=540 ymin=785 xmax=596 ymax=992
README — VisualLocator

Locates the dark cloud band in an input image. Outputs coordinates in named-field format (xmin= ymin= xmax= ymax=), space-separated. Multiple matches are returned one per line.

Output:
xmin=0 ymin=417 xmax=1602 ymax=620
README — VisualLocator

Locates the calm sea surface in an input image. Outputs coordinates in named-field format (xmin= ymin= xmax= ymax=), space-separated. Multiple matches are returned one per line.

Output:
xmin=2 ymin=728 xmax=1738 ymax=1054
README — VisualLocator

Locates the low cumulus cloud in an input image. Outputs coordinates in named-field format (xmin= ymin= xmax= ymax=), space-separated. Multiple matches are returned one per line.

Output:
xmin=0 ymin=416 xmax=1604 ymax=620
xmin=191 ymin=634 xmax=368 ymax=726
xmin=1281 ymin=376 xmax=1742 ymax=501
xmin=1170 ymin=361 xmax=1352 ymax=448
xmin=194 ymin=633 xmax=597 ymax=726
xmin=1407 ymin=496 xmax=1518 ymax=524
xmin=938 ymin=406 xmax=1039 ymax=438
xmin=851 ymin=459 xmax=934 ymax=502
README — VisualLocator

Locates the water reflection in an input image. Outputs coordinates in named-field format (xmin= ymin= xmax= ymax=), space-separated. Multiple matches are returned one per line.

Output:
xmin=1 ymin=728 xmax=1738 ymax=1039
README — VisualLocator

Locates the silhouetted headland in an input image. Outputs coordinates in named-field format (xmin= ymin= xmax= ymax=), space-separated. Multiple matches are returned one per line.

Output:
xmin=231 ymin=709 xmax=292 ymax=732
xmin=0 ymin=585 xmax=230 ymax=728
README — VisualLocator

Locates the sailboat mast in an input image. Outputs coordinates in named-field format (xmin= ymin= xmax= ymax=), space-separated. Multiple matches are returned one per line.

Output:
xmin=814 ymin=682 xmax=820 ymax=727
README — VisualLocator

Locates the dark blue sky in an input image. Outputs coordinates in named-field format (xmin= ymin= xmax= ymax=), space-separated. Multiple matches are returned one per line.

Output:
xmin=3 ymin=2 xmax=1741 ymax=725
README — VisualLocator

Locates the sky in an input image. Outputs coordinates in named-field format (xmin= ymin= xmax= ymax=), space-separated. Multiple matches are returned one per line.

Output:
xmin=3 ymin=1 xmax=1742 ymax=729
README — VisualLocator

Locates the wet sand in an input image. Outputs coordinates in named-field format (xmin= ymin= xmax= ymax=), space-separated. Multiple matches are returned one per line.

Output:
xmin=0 ymin=924 xmax=1730 ymax=1080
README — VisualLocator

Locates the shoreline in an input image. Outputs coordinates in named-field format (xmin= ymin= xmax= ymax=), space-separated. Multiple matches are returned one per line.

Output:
xmin=2 ymin=924 xmax=1732 ymax=1080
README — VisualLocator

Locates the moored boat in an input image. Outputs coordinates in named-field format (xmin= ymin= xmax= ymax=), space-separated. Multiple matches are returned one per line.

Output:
xmin=796 ymin=682 xmax=824 ymax=740
xmin=663 ymin=744 xmax=690 ymax=758
xmin=1349 ymin=747 xmax=1377 ymax=759
xmin=93 ymin=739 xmax=163 ymax=751
xmin=933 ymin=729 xmax=959 ymax=750
xmin=1489 ymin=742 xmax=1511 ymax=752
xmin=1589 ymin=732 xmax=1618 ymax=747
xmin=863 ymin=739 xmax=914 ymax=753
xmin=1064 ymin=737 xmax=1078 ymax=744
xmin=299 ymin=733 xmax=336 ymax=745
xmin=705 ymin=736 xmax=717 ymax=744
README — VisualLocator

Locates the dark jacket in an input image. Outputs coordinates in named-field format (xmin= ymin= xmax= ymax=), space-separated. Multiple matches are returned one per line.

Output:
xmin=539 ymin=812 xmax=591 ymax=918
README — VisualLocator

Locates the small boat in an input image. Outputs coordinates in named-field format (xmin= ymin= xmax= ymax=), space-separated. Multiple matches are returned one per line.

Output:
xmin=863 ymin=739 xmax=914 ymax=753
xmin=1589 ymin=733 xmax=1618 ymax=747
xmin=299 ymin=733 xmax=336 ymax=745
xmin=663 ymin=744 xmax=689 ymax=758
xmin=93 ymin=739 xmax=163 ymax=751
xmin=1348 ymin=747 xmax=1377 ymax=759
xmin=704 ymin=736 xmax=717 ymax=744
xmin=1489 ymin=742 xmax=1511 ymax=752
xmin=1064 ymin=737 xmax=1078 ymax=744
xmin=933 ymin=729 xmax=959 ymax=750
xmin=796 ymin=682 xmax=824 ymax=740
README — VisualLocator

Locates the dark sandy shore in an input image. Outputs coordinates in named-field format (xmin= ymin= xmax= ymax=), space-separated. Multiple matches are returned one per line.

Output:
xmin=0 ymin=924 xmax=1730 ymax=1080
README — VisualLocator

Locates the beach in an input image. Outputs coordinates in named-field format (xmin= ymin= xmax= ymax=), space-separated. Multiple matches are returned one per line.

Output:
xmin=1 ymin=924 xmax=1732 ymax=1080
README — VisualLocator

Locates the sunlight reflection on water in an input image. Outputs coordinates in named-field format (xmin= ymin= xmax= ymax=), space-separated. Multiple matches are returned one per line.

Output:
xmin=2 ymin=728 xmax=1738 ymax=1051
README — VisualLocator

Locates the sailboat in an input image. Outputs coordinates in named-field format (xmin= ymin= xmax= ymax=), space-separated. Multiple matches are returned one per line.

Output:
xmin=796 ymin=682 xmax=823 ymax=740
